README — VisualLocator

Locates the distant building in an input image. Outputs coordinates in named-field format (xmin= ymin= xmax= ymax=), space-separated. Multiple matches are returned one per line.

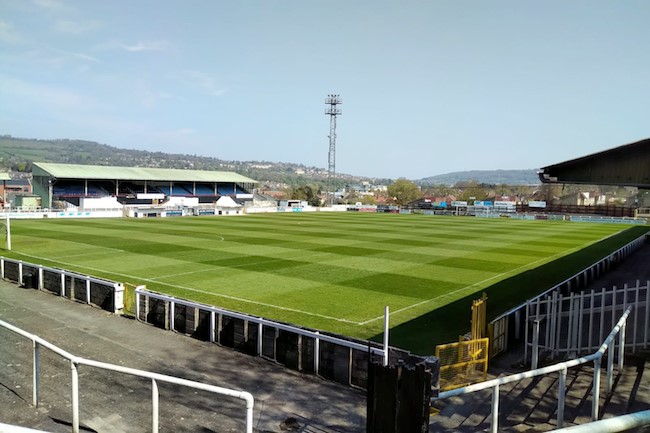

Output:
xmin=0 ymin=176 xmax=32 ymax=206
xmin=0 ymin=178 xmax=31 ymax=195
xmin=559 ymin=191 xmax=607 ymax=206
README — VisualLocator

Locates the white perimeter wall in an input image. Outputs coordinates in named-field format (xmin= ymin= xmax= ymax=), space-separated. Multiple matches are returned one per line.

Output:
xmin=6 ymin=205 xmax=351 ymax=218
xmin=6 ymin=210 xmax=123 ymax=219
xmin=245 ymin=205 xmax=348 ymax=214
xmin=80 ymin=196 xmax=123 ymax=209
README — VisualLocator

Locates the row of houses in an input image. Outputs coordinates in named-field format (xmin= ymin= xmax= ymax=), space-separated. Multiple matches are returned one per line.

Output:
xmin=2 ymin=167 xmax=648 ymax=211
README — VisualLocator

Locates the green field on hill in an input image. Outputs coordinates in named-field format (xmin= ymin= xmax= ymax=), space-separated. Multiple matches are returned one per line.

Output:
xmin=4 ymin=213 xmax=646 ymax=353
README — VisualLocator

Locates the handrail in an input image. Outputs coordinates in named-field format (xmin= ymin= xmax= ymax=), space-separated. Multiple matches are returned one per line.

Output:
xmin=0 ymin=318 xmax=255 ymax=433
xmin=433 ymin=306 xmax=632 ymax=432
xmin=0 ymin=423 xmax=49 ymax=432
xmin=550 ymin=409 xmax=650 ymax=432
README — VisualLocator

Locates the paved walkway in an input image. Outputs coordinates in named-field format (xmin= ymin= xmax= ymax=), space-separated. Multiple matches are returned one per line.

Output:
xmin=0 ymin=281 xmax=366 ymax=433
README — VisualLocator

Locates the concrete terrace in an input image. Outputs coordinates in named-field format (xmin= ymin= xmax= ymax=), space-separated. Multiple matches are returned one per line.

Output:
xmin=0 ymin=280 xmax=365 ymax=433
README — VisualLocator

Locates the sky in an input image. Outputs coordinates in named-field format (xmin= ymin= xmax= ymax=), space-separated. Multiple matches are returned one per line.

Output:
xmin=1 ymin=1 xmax=650 ymax=179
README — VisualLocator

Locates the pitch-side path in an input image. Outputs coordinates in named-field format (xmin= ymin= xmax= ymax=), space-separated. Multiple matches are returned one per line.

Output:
xmin=0 ymin=280 xmax=365 ymax=433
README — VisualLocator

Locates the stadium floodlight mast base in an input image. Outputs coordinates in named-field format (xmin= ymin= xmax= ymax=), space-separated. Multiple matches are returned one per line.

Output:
xmin=325 ymin=94 xmax=342 ymax=207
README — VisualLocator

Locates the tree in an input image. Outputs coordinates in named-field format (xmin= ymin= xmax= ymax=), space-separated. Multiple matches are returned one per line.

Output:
xmin=455 ymin=180 xmax=490 ymax=203
xmin=344 ymin=190 xmax=360 ymax=205
xmin=290 ymin=185 xmax=320 ymax=206
xmin=387 ymin=178 xmax=422 ymax=206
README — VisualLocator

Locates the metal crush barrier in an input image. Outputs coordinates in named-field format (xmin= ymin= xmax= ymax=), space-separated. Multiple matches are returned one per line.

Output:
xmin=0 ymin=318 xmax=255 ymax=433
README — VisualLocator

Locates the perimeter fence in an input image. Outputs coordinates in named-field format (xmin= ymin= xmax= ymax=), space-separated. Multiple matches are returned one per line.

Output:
xmin=0 ymin=256 xmax=416 ymax=391
xmin=0 ymin=257 xmax=124 ymax=313
xmin=488 ymin=233 xmax=647 ymax=358
xmin=135 ymin=288 xmax=411 ymax=390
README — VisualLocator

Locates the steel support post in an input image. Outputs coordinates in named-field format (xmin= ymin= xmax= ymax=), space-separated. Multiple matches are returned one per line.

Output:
xmin=592 ymin=358 xmax=601 ymax=421
xmin=557 ymin=367 xmax=567 ymax=428
xmin=383 ymin=306 xmax=389 ymax=366
xmin=152 ymin=378 xmax=159 ymax=433
xmin=618 ymin=322 xmax=626 ymax=373
xmin=491 ymin=384 xmax=499 ymax=433
xmin=532 ymin=319 xmax=540 ymax=370
xmin=71 ymin=361 xmax=80 ymax=433
xmin=33 ymin=341 xmax=40 ymax=407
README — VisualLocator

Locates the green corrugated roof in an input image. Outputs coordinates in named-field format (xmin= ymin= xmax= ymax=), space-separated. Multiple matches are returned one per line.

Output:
xmin=32 ymin=162 xmax=257 ymax=183
xmin=0 ymin=173 xmax=10 ymax=181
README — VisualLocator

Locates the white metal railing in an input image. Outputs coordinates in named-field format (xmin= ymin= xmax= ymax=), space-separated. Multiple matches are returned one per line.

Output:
xmin=0 ymin=422 xmax=50 ymax=432
xmin=136 ymin=288 xmax=390 ymax=367
xmin=0 ymin=257 xmax=124 ymax=313
xmin=489 ymin=234 xmax=646 ymax=356
xmin=569 ymin=215 xmax=647 ymax=224
xmin=550 ymin=409 xmax=650 ymax=432
xmin=0 ymin=318 xmax=255 ymax=433
xmin=526 ymin=281 xmax=649 ymax=368
xmin=433 ymin=306 xmax=632 ymax=433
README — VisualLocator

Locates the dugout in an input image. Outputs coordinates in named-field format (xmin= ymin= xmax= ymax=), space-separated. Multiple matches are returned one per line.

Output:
xmin=31 ymin=162 xmax=258 ymax=209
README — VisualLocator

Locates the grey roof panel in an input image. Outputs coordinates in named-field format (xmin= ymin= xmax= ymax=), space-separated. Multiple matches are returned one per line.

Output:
xmin=32 ymin=162 xmax=257 ymax=183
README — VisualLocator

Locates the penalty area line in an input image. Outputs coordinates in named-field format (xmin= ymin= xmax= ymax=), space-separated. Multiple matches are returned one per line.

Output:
xmin=14 ymin=252 xmax=363 ymax=326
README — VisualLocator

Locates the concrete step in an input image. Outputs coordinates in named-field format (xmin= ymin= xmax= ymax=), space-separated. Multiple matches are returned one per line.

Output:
xmin=602 ymin=358 xmax=650 ymax=418
xmin=431 ymin=391 xmax=492 ymax=431
xmin=628 ymin=359 xmax=650 ymax=413
xmin=560 ymin=366 xmax=594 ymax=425
xmin=429 ymin=358 xmax=650 ymax=433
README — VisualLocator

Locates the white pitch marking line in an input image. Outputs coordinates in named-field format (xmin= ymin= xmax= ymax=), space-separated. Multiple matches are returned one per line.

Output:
xmin=15 ymin=252 xmax=363 ymax=325
xmin=358 ymin=243 xmax=599 ymax=325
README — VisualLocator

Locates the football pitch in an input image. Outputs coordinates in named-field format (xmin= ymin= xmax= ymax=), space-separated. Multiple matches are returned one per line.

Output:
xmin=4 ymin=213 xmax=645 ymax=353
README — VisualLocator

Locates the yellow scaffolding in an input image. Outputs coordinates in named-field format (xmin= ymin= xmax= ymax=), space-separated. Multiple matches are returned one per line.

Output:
xmin=435 ymin=337 xmax=489 ymax=391
xmin=435 ymin=294 xmax=489 ymax=391
xmin=471 ymin=293 xmax=488 ymax=340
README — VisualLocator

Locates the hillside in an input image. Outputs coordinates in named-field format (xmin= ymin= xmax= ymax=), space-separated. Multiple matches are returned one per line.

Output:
xmin=417 ymin=169 xmax=540 ymax=186
xmin=1 ymin=135 xmax=539 ymax=186
xmin=0 ymin=135 xmax=381 ymax=186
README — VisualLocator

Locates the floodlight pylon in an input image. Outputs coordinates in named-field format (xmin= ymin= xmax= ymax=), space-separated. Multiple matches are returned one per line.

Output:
xmin=325 ymin=94 xmax=342 ymax=206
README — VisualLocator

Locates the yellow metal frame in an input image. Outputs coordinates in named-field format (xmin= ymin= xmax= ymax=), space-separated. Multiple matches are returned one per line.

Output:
xmin=471 ymin=292 xmax=488 ymax=340
xmin=435 ymin=337 xmax=489 ymax=391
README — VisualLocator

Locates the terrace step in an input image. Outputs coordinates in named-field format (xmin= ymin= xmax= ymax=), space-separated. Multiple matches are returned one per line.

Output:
xmin=429 ymin=358 xmax=650 ymax=432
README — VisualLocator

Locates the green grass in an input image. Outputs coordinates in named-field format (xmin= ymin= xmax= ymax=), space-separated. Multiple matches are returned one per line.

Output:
xmin=4 ymin=213 xmax=647 ymax=354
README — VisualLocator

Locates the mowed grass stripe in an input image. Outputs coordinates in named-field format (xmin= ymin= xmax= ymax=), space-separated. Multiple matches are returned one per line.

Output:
xmin=11 ymin=215 xmax=617 ymax=276
xmin=8 ymin=214 xmax=632 ymax=340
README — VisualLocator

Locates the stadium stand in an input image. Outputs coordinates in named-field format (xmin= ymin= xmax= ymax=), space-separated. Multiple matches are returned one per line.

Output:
xmin=217 ymin=185 xmax=237 ymax=195
xmin=194 ymin=184 xmax=216 ymax=195
xmin=31 ymin=162 xmax=257 ymax=208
